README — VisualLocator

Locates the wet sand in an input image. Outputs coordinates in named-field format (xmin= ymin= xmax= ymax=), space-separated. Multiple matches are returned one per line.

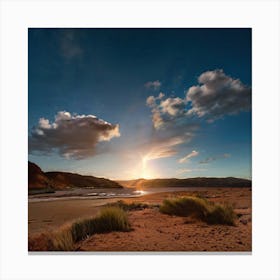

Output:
xmin=29 ymin=187 xmax=251 ymax=251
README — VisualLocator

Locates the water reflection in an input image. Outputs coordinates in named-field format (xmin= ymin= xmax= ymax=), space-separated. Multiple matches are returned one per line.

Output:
xmin=133 ymin=190 xmax=147 ymax=195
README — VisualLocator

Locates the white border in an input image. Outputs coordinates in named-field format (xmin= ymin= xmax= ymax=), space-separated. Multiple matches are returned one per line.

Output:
xmin=1 ymin=0 xmax=279 ymax=279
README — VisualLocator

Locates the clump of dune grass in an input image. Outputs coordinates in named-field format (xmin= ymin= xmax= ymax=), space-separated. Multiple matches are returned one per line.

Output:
xmin=106 ymin=200 xmax=150 ymax=211
xmin=29 ymin=206 xmax=131 ymax=251
xmin=206 ymin=204 xmax=235 ymax=225
xmin=71 ymin=206 xmax=131 ymax=242
xmin=159 ymin=196 xmax=235 ymax=225
xmin=28 ymin=226 xmax=75 ymax=251
xmin=94 ymin=206 xmax=131 ymax=233
xmin=51 ymin=225 xmax=75 ymax=251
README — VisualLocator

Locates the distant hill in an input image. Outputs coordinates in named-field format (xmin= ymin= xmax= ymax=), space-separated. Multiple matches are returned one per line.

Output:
xmin=28 ymin=161 xmax=123 ymax=192
xmin=28 ymin=161 xmax=51 ymax=190
xmin=45 ymin=171 xmax=123 ymax=190
xmin=118 ymin=177 xmax=251 ymax=189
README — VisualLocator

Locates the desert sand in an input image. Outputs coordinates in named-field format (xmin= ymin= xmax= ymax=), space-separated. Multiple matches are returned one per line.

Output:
xmin=29 ymin=187 xmax=251 ymax=252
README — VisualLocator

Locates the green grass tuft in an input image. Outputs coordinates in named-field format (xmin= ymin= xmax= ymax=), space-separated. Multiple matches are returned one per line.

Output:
xmin=160 ymin=196 xmax=235 ymax=225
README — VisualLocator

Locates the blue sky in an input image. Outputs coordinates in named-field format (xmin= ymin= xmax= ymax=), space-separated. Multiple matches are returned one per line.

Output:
xmin=28 ymin=28 xmax=251 ymax=180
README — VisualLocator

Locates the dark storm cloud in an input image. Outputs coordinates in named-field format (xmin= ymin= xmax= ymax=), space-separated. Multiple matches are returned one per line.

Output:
xmin=29 ymin=111 xmax=120 ymax=159
xmin=186 ymin=69 xmax=251 ymax=122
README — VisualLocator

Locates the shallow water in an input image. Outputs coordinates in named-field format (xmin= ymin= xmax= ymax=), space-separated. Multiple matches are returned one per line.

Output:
xmin=28 ymin=186 xmax=212 ymax=202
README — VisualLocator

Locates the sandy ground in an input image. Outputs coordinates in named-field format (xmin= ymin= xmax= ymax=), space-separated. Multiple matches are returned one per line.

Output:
xmin=28 ymin=198 xmax=118 ymax=234
xmin=29 ymin=187 xmax=251 ymax=252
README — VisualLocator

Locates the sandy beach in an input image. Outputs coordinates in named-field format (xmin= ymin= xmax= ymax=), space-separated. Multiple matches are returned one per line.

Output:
xmin=29 ymin=187 xmax=251 ymax=252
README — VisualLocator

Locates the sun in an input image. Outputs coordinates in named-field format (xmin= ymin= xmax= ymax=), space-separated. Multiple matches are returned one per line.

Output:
xmin=141 ymin=155 xmax=155 ymax=179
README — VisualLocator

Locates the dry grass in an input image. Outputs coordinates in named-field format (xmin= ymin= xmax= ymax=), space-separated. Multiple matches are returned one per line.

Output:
xmin=105 ymin=200 xmax=150 ymax=211
xmin=71 ymin=206 xmax=131 ymax=242
xmin=29 ymin=206 xmax=131 ymax=251
xmin=160 ymin=196 xmax=236 ymax=225
xmin=28 ymin=225 xmax=75 ymax=251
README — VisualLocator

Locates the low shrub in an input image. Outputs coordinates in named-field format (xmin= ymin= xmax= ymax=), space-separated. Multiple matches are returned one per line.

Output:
xmin=160 ymin=197 xmax=209 ymax=219
xmin=206 ymin=204 xmax=235 ymax=225
xmin=106 ymin=200 xmax=149 ymax=211
xmin=160 ymin=196 xmax=235 ymax=225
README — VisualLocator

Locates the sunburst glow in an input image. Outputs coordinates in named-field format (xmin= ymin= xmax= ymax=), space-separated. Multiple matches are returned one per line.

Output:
xmin=141 ymin=155 xmax=155 ymax=179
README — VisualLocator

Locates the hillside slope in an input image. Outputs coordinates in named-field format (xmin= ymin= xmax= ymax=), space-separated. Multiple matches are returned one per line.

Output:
xmin=28 ymin=161 xmax=123 ymax=191
xmin=45 ymin=171 xmax=123 ymax=190
xmin=28 ymin=161 xmax=52 ymax=190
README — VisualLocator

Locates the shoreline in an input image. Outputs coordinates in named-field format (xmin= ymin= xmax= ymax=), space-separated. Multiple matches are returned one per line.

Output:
xmin=28 ymin=185 xmax=251 ymax=203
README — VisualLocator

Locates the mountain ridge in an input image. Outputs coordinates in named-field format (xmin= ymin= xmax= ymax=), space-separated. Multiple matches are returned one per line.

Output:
xmin=117 ymin=177 xmax=252 ymax=189
xmin=28 ymin=161 xmax=123 ymax=191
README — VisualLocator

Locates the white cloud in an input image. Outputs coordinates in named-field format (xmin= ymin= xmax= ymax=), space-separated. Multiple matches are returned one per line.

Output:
xmin=186 ymin=69 xmax=251 ymax=121
xmin=146 ymin=70 xmax=251 ymax=141
xmin=144 ymin=80 xmax=162 ymax=90
xmin=146 ymin=92 xmax=165 ymax=107
xmin=146 ymin=93 xmax=187 ymax=130
xmin=146 ymin=93 xmax=167 ymax=129
xmin=29 ymin=111 xmax=120 ymax=159
xmin=178 ymin=150 xmax=199 ymax=163
xmin=145 ymin=92 xmax=199 ymax=161
xmin=142 ymin=136 xmax=185 ymax=161
xmin=146 ymin=96 xmax=156 ymax=107
xmin=160 ymin=97 xmax=186 ymax=117
xmin=143 ymin=69 xmax=250 ymax=165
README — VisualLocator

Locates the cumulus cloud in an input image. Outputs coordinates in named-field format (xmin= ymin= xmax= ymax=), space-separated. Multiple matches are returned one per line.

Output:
xmin=144 ymin=69 xmax=249 ymax=163
xmin=161 ymin=97 xmax=186 ymax=117
xmin=146 ymin=92 xmax=167 ymax=129
xmin=186 ymin=69 xmax=251 ymax=121
xmin=146 ymin=69 xmax=251 ymax=149
xmin=146 ymin=92 xmax=165 ymax=107
xmin=146 ymin=93 xmax=187 ymax=130
xmin=144 ymin=80 xmax=162 ymax=91
xmin=178 ymin=150 xmax=199 ymax=163
xmin=199 ymin=153 xmax=231 ymax=164
xmin=29 ymin=111 xmax=120 ymax=159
